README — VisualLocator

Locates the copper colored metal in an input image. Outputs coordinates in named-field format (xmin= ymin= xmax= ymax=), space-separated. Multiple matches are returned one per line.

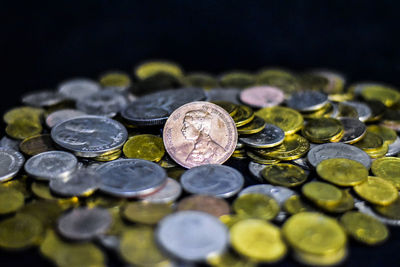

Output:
xmin=240 ymin=86 xmax=285 ymax=108
xmin=177 ymin=195 xmax=231 ymax=217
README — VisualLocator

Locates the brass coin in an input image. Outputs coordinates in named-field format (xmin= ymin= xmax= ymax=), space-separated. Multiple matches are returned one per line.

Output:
xmin=232 ymin=105 xmax=255 ymax=127
xmin=208 ymin=251 xmax=256 ymax=267
xmin=99 ymin=71 xmax=131 ymax=89
xmin=233 ymin=193 xmax=280 ymax=221
xmin=123 ymin=134 xmax=165 ymax=162
xmin=94 ymin=149 xmax=122 ymax=162
xmin=0 ymin=175 xmax=31 ymax=199
xmin=135 ymin=60 xmax=183 ymax=80
xmin=3 ymin=106 xmax=44 ymax=124
xmin=283 ymin=195 xmax=315 ymax=215
xmin=177 ymin=195 xmax=230 ymax=217
xmin=374 ymin=197 xmax=400 ymax=220
xmin=255 ymin=106 xmax=303 ymax=135
xmin=302 ymin=181 xmax=343 ymax=207
xmin=293 ymin=246 xmax=347 ymax=267
xmin=353 ymin=176 xmax=398 ymax=206
xmin=282 ymin=212 xmax=347 ymax=255
xmin=367 ymin=125 xmax=397 ymax=145
xmin=256 ymin=69 xmax=299 ymax=95
xmin=0 ymin=187 xmax=24 ymax=214
xmin=19 ymin=134 xmax=56 ymax=156
xmin=371 ymin=157 xmax=400 ymax=189
xmin=310 ymin=70 xmax=345 ymax=94
xmin=6 ymin=119 xmax=42 ymax=140
xmin=301 ymin=102 xmax=334 ymax=120
xmin=245 ymin=151 xmax=280 ymax=165
xmin=230 ymin=219 xmax=287 ymax=263
xmin=19 ymin=200 xmax=65 ymax=229
xmin=321 ymin=189 xmax=354 ymax=213
xmin=302 ymin=118 xmax=344 ymax=143
xmin=219 ymin=71 xmax=255 ymax=88
xmin=237 ymin=116 xmax=266 ymax=135
xmin=122 ymin=201 xmax=173 ymax=225
xmin=31 ymin=181 xmax=79 ymax=207
xmin=297 ymin=73 xmax=329 ymax=92
xmin=354 ymin=131 xmax=384 ymax=152
xmin=212 ymin=101 xmax=238 ymax=116
xmin=182 ymin=72 xmax=219 ymax=90
xmin=316 ymin=158 xmax=368 ymax=186
xmin=261 ymin=163 xmax=307 ymax=187
xmin=360 ymin=84 xmax=400 ymax=107
xmin=337 ymin=102 xmax=359 ymax=118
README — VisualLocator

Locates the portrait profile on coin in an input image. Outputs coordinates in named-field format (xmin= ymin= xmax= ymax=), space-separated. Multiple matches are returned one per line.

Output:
xmin=163 ymin=101 xmax=237 ymax=169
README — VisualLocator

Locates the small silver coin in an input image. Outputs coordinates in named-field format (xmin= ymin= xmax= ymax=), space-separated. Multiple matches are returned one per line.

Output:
xmin=49 ymin=168 xmax=100 ymax=197
xmin=51 ymin=116 xmax=128 ymax=157
xmin=139 ymin=178 xmax=182 ymax=203
xmin=45 ymin=109 xmax=87 ymax=128
xmin=76 ymin=89 xmax=128 ymax=117
xmin=248 ymin=161 xmax=266 ymax=183
xmin=291 ymin=156 xmax=314 ymax=171
xmin=156 ymin=211 xmax=229 ymax=262
xmin=342 ymin=101 xmax=372 ymax=122
xmin=239 ymin=124 xmax=285 ymax=148
xmin=22 ymin=90 xmax=66 ymax=107
xmin=0 ymin=136 xmax=20 ymax=151
xmin=339 ymin=117 xmax=367 ymax=144
xmin=58 ymin=78 xmax=101 ymax=101
xmin=0 ymin=148 xmax=24 ymax=182
xmin=307 ymin=143 xmax=371 ymax=169
xmin=58 ymin=207 xmax=112 ymax=240
xmin=96 ymin=159 xmax=167 ymax=197
xmin=205 ymin=88 xmax=241 ymax=104
xmin=239 ymin=184 xmax=296 ymax=206
xmin=180 ymin=164 xmax=244 ymax=198
xmin=286 ymin=91 xmax=328 ymax=112
xmin=24 ymin=151 xmax=78 ymax=181
xmin=386 ymin=136 xmax=400 ymax=157
xmin=354 ymin=198 xmax=400 ymax=227
xmin=97 ymin=234 xmax=120 ymax=252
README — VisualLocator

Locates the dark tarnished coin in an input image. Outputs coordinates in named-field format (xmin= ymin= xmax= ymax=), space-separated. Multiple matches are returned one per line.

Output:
xmin=181 ymin=164 xmax=244 ymax=198
xmin=19 ymin=134 xmax=57 ymax=156
xmin=206 ymin=88 xmax=241 ymax=104
xmin=236 ymin=116 xmax=266 ymax=135
xmin=96 ymin=159 xmax=167 ymax=197
xmin=177 ymin=195 xmax=231 ymax=217
xmin=57 ymin=207 xmax=112 ymax=241
xmin=239 ymin=124 xmax=285 ymax=148
xmin=339 ymin=118 xmax=367 ymax=144
xmin=0 ymin=148 xmax=25 ymax=182
xmin=261 ymin=163 xmax=308 ymax=187
xmin=45 ymin=109 xmax=87 ymax=128
xmin=76 ymin=89 xmax=128 ymax=117
xmin=287 ymin=91 xmax=328 ymax=112
xmin=121 ymin=88 xmax=206 ymax=126
xmin=232 ymin=105 xmax=255 ymax=127
xmin=57 ymin=78 xmax=101 ymax=100
xmin=51 ymin=116 xmax=128 ymax=157
xmin=49 ymin=169 xmax=100 ymax=197
xmin=22 ymin=90 xmax=66 ymax=107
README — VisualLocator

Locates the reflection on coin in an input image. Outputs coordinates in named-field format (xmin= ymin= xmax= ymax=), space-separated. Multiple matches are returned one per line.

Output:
xmin=156 ymin=211 xmax=229 ymax=261
xmin=45 ymin=109 xmax=87 ymax=128
xmin=163 ymin=101 xmax=237 ymax=169
xmin=24 ymin=151 xmax=78 ymax=181
xmin=239 ymin=124 xmax=285 ymax=148
xmin=140 ymin=178 xmax=182 ymax=203
xmin=387 ymin=136 xmax=400 ymax=156
xmin=177 ymin=195 xmax=231 ymax=217
xmin=57 ymin=78 xmax=100 ymax=100
xmin=0 ymin=148 xmax=25 ymax=182
xmin=0 ymin=136 xmax=20 ymax=151
xmin=22 ymin=90 xmax=66 ymax=107
xmin=58 ymin=207 xmax=112 ymax=241
xmin=49 ymin=169 xmax=100 ymax=197
xmin=96 ymin=159 xmax=167 ymax=197
xmin=342 ymin=101 xmax=372 ymax=122
xmin=240 ymin=86 xmax=284 ymax=108
xmin=206 ymin=88 xmax=241 ymax=104
xmin=239 ymin=184 xmax=296 ymax=206
xmin=339 ymin=118 xmax=367 ymax=144
xmin=307 ymin=143 xmax=371 ymax=169
xmin=181 ymin=165 xmax=244 ymax=198
xmin=287 ymin=91 xmax=328 ymax=112
xmin=248 ymin=161 xmax=266 ymax=183
xmin=76 ymin=90 xmax=128 ymax=117
xmin=51 ymin=116 xmax=128 ymax=157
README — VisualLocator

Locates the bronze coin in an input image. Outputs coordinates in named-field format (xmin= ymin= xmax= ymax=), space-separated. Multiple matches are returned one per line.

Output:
xmin=239 ymin=86 xmax=285 ymax=108
xmin=19 ymin=134 xmax=57 ymax=156
xmin=177 ymin=195 xmax=231 ymax=217
xmin=163 ymin=101 xmax=237 ymax=169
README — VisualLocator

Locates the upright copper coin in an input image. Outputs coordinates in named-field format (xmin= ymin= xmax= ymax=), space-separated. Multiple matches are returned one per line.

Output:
xmin=240 ymin=86 xmax=285 ymax=108
xmin=163 ymin=101 xmax=237 ymax=169
xmin=177 ymin=195 xmax=231 ymax=217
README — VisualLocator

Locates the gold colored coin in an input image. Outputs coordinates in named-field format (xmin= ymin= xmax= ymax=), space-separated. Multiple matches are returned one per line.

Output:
xmin=353 ymin=176 xmax=398 ymax=206
xmin=256 ymin=69 xmax=299 ymax=95
xmin=283 ymin=195 xmax=315 ymax=215
xmin=252 ymin=134 xmax=309 ymax=160
xmin=255 ymin=106 xmax=303 ymax=135
xmin=297 ymin=73 xmax=329 ymax=91
xmin=0 ymin=187 xmax=24 ymax=215
xmin=337 ymin=102 xmax=359 ymax=118
xmin=364 ymin=142 xmax=389 ymax=159
xmin=230 ymin=219 xmax=287 ymax=263
xmin=293 ymin=246 xmax=347 ymax=267
xmin=208 ymin=251 xmax=256 ymax=267
xmin=320 ymin=189 xmax=354 ymax=213
xmin=374 ymin=197 xmax=400 ymax=220
xmin=233 ymin=193 xmax=280 ymax=220
xmin=367 ymin=125 xmax=397 ymax=145
xmin=353 ymin=131 xmax=384 ymax=152
xmin=212 ymin=101 xmax=238 ymax=116
xmin=371 ymin=157 xmax=400 ymax=189
xmin=301 ymin=102 xmax=334 ymax=119
xmin=86 ymin=194 xmax=126 ymax=209
xmin=94 ymin=149 xmax=122 ymax=162
xmin=99 ymin=71 xmax=131 ymax=89
xmin=232 ymin=105 xmax=255 ymax=127
xmin=282 ymin=212 xmax=347 ymax=255
xmin=245 ymin=151 xmax=280 ymax=165
xmin=302 ymin=118 xmax=344 ymax=143
xmin=135 ymin=60 xmax=183 ymax=80
xmin=31 ymin=181 xmax=79 ymax=207
xmin=0 ymin=175 xmax=31 ymax=199
xmin=122 ymin=201 xmax=173 ymax=225
xmin=0 ymin=213 xmax=43 ymax=249
xmin=182 ymin=72 xmax=219 ymax=90
xmin=3 ymin=106 xmax=44 ymax=124
xmin=302 ymin=181 xmax=343 ymax=207
xmin=261 ymin=163 xmax=307 ymax=187
xmin=19 ymin=200 xmax=65 ymax=229
xmin=167 ymin=167 xmax=185 ymax=181
xmin=6 ymin=119 xmax=42 ymax=140
xmin=220 ymin=71 xmax=255 ymax=88
xmin=360 ymin=84 xmax=400 ymax=107
xmin=219 ymin=214 xmax=247 ymax=228
xmin=120 ymin=226 xmax=169 ymax=266
xmin=328 ymin=92 xmax=354 ymax=102
xmin=340 ymin=211 xmax=389 ymax=245
xmin=123 ymin=134 xmax=165 ymax=162
xmin=316 ymin=158 xmax=368 ymax=186
xmin=237 ymin=116 xmax=266 ymax=135
xmin=19 ymin=134 xmax=56 ymax=156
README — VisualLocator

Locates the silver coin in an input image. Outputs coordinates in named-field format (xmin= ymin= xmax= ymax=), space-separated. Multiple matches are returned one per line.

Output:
xmin=307 ymin=143 xmax=371 ymax=169
xmin=96 ymin=159 xmax=167 ymax=197
xmin=355 ymin=198 xmax=400 ymax=227
xmin=121 ymin=88 xmax=206 ymax=126
xmin=45 ymin=109 xmax=87 ymax=128
xmin=286 ymin=91 xmax=328 ymax=112
xmin=58 ymin=207 xmax=112 ymax=240
xmin=386 ymin=136 xmax=400 ymax=156
xmin=22 ymin=90 xmax=66 ymax=107
xmin=0 ymin=148 xmax=24 ymax=182
xmin=24 ymin=151 xmax=78 ymax=181
xmin=156 ymin=211 xmax=229 ymax=262
xmin=205 ymin=88 xmax=241 ymax=104
xmin=339 ymin=117 xmax=367 ymax=144
xmin=51 ymin=116 xmax=128 ymax=157
xmin=140 ymin=178 xmax=182 ymax=203
xmin=180 ymin=164 xmax=244 ymax=198
xmin=97 ymin=234 xmax=120 ymax=252
xmin=351 ymin=82 xmax=382 ymax=96
xmin=0 ymin=136 xmax=20 ymax=151
xmin=76 ymin=89 xmax=128 ymax=117
xmin=342 ymin=101 xmax=372 ymax=122
xmin=291 ymin=157 xmax=313 ymax=171
xmin=239 ymin=124 xmax=285 ymax=148
xmin=248 ymin=161 xmax=266 ymax=183
xmin=330 ymin=102 xmax=340 ymax=118
xmin=49 ymin=168 xmax=100 ymax=197
xmin=58 ymin=78 xmax=101 ymax=100
xmin=235 ymin=141 xmax=245 ymax=150
xmin=239 ymin=184 xmax=296 ymax=206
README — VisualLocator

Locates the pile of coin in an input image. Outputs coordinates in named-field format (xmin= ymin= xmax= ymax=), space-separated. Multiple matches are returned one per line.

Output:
xmin=1 ymin=60 xmax=400 ymax=266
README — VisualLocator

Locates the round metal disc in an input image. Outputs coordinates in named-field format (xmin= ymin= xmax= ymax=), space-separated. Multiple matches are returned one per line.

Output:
xmin=0 ymin=148 xmax=24 ymax=182
xmin=239 ymin=124 xmax=285 ymax=148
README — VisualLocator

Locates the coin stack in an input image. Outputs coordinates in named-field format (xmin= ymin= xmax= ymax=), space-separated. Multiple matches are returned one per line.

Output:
xmin=1 ymin=61 xmax=400 ymax=267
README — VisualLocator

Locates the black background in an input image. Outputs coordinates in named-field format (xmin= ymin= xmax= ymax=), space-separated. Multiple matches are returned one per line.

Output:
xmin=1 ymin=0 xmax=400 ymax=266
